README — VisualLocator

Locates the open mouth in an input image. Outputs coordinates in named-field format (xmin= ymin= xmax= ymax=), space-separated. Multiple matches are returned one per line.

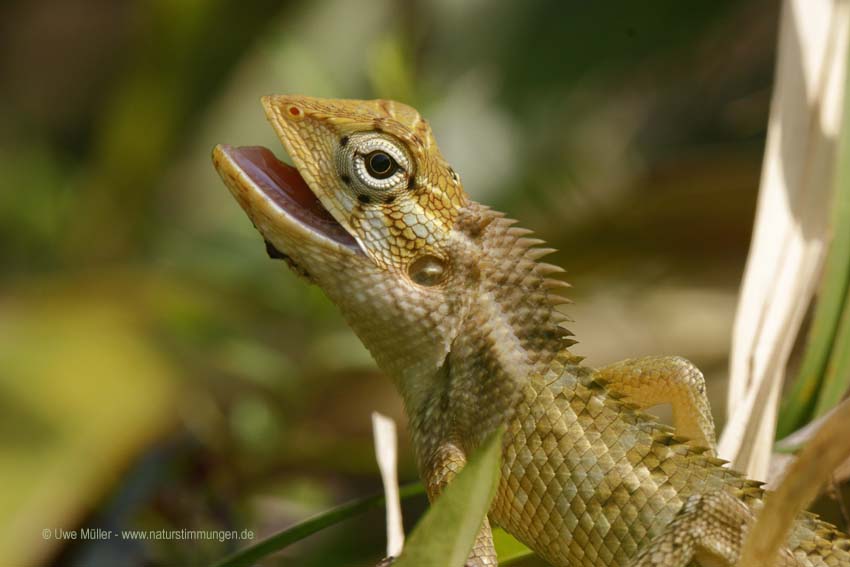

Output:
xmin=215 ymin=145 xmax=359 ymax=250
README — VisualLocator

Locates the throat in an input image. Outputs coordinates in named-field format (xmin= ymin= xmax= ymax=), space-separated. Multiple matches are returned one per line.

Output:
xmin=446 ymin=298 xmax=536 ymax=447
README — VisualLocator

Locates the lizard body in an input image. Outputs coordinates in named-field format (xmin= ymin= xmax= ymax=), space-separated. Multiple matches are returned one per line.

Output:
xmin=212 ymin=95 xmax=850 ymax=566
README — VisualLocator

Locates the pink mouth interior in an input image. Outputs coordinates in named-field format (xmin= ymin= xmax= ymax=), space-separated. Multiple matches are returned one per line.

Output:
xmin=226 ymin=146 xmax=358 ymax=249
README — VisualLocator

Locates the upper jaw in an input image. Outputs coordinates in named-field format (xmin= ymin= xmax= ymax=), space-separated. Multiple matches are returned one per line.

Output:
xmin=211 ymin=96 xmax=364 ymax=259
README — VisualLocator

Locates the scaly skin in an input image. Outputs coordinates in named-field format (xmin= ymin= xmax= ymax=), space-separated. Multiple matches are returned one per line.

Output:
xmin=212 ymin=95 xmax=850 ymax=566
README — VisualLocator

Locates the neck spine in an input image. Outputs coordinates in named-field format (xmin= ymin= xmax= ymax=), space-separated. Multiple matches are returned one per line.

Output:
xmin=405 ymin=202 xmax=584 ymax=456
xmin=457 ymin=201 xmax=580 ymax=366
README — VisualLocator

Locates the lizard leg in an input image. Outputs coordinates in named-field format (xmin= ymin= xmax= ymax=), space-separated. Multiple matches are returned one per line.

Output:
xmin=424 ymin=442 xmax=498 ymax=567
xmin=594 ymin=355 xmax=717 ymax=454
xmin=628 ymin=491 xmax=800 ymax=567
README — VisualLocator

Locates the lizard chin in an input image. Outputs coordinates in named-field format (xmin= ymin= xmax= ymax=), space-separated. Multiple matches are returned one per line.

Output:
xmin=213 ymin=144 xmax=361 ymax=252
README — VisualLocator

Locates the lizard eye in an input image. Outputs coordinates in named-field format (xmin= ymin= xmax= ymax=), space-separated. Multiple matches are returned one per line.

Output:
xmin=365 ymin=151 xmax=397 ymax=179
xmin=339 ymin=133 xmax=411 ymax=194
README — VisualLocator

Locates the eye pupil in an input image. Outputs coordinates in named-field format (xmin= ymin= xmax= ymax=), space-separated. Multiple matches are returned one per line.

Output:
xmin=366 ymin=151 xmax=395 ymax=179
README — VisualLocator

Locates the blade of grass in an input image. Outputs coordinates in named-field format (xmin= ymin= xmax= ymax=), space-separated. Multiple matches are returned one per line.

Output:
xmin=721 ymin=0 xmax=848 ymax=479
xmin=816 ymin=286 xmax=850 ymax=414
xmin=213 ymin=482 xmax=425 ymax=567
xmin=393 ymin=429 xmax=503 ymax=567
xmin=740 ymin=397 xmax=850 ymax=566
xmin=812 ymin=49 xmax=850 ymax=416
xmin=372 ymin=412 xmax=404 ymax=558
xmin=777 ymin=30 xmax=850 ymax=435
xmin=493 ymin=527 xmax=534 ymax=565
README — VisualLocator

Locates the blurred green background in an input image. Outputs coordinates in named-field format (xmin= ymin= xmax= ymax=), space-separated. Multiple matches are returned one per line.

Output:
xmin=1 ymin=1 xmax=783 ymax=565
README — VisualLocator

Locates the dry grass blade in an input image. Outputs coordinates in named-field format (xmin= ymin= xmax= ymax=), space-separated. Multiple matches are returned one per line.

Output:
xmin=772 ymin=404 xmax=850 ymax=486
xmin=738 ymin=397 xmax=850 ymax=566
xmin=372 ymin=412 xmax=405 ymax=559
xmin=720 ymin=0 xmax=850 ymax=480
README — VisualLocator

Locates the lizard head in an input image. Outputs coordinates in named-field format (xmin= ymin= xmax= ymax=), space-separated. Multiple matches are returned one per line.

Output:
xmin=213 ymin=95 xmax=573 ymax=387
xmin=213 ymin=95 xmax=477 ymax=380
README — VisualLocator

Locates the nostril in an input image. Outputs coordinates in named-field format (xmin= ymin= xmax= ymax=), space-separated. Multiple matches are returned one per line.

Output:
xmin=288 ymin=105 xmax=301 ymax=117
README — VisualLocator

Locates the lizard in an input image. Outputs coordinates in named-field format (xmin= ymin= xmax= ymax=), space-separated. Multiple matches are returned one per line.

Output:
xmin=212 ymin=95 xmax=850 ymax=567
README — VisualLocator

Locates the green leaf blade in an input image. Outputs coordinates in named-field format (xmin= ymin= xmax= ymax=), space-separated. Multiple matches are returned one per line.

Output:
xmin=213 ymin=483 xmax=425 ymax=567
xmin=394 ymin=428 xmax=504 ymax=567
xmin=493 ymin=527 xmax=534 ymax=564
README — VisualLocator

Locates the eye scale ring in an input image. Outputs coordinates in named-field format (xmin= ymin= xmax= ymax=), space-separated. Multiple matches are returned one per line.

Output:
xmin=336 ymin=132 xmax=413 ymax=195
xmin=353 ymin=158 xmax=405 ymax=191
